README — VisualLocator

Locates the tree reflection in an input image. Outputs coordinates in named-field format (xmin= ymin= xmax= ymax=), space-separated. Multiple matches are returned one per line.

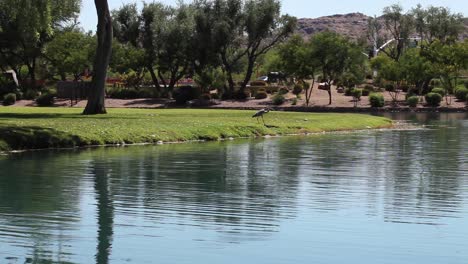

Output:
xmin=92 ymin=160 xmax=114 ymax=264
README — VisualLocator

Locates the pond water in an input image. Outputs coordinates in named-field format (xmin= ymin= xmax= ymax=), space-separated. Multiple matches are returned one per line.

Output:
xmin=0 ymin=113 xmax=467 ymax=264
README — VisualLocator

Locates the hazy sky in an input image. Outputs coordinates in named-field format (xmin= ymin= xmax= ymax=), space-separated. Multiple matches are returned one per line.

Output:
xmin=79 ymin=0 xmax=468 ymax=31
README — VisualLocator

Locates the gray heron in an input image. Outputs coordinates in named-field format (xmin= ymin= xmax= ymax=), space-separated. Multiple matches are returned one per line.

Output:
xmin=252 ymin=108 xmax=271 ymax=125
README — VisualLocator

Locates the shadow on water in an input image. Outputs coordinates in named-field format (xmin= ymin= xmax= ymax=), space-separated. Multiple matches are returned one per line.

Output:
xmin=0 ymin=112 xmax=466 ymax=263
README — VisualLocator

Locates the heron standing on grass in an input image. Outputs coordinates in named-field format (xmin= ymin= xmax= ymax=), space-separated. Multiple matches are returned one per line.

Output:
xmin=252 ymin=108 xmax=271 ymax=125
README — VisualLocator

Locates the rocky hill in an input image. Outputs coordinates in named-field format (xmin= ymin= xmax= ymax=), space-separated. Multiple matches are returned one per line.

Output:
xmin=296 ymin=13 xmax=468 ymax=41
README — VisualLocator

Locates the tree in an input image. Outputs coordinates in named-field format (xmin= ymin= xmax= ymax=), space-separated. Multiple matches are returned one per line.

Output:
xmin=83 ymin=0 xmax=113 ymax=115
xmin=310 ymin=32 xmax=362 ymax=105
xmin=371 ymin=55 xmax=404 ymax=103
xmin=45 ymin=30 xmax=95 ymax=81
xmin=411 ymin=5 xmax=464 ymax=45
xmin=421 ymin=40 xmax=468 ymax=105
xmin=238 ymin=0 xmax=296 ymax=91
xmin=399 ymin=48 xmax=434 ymax=96
xmin=0 ymin=0 xmax=81 ymax=87
xmin=274 ymin=35 xmax=318 ymax=106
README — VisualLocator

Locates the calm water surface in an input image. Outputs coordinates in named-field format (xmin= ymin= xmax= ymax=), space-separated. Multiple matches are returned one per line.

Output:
xmin=0 ymin=113 xmax=467 ymax=264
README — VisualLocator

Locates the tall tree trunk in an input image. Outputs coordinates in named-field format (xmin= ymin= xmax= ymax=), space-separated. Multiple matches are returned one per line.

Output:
xmin=147 ymin=65 xmax=160 ymax=92
xmin=241 ymin=56 xmax=256 ymax=92
xmin=83 ymin=0 xmax=113 ymax=115
xmin=327 ymin=80 xmax=332 ymax=105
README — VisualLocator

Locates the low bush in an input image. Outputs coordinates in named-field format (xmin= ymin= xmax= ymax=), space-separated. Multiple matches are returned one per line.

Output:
xmin=384 ymin=84 xmax=395 ymax=92
xmin=278 ymin=87 xmax=289 ymax=95
xmin=407 ymin=96 xmax=419 ymax=108
xmin=272 ymin=93 xmax=285 ymax=105
xmin=351 ymin=89 xmax=362 ymax=100
xmin=369 ymin=93 xmax=385 ymax=107
xmin=344 ymin=88 xmax=352 ymax=96
xmin=2 ymin=93 xmax=16 ymax=106
xmin=255 ymin=91 xmax=268 ymax=100
xmin=233 ymin=90 xmax=248 ymax=100
xmin=362 ymin=89 xmax=370 ymax=96
xmin=431 ymin=88 xmax=445 ymax=97
xmin=465 ymin=80 xmax=468 ymax=89
xmin=173 ymin=86 xmax=200 ymax=105
xmin=291 ymin=98 xmax=297 ymax=105
xmin=364 ymin=85 xmax=374 ymax=92
xmin=292 ymin=84 xmax=303 ymax=96
xmin=425 ymin=92 xmax=442 ymax=107
xmin=36 ymin=92 xmax=56 ymax=107
xmin=400 ymin=85 xmax=410 ymax=92
xmin=22 ymin=89 xmax=40 ymax=100
xmin=454 ymin=87 xmax=468 ymax=101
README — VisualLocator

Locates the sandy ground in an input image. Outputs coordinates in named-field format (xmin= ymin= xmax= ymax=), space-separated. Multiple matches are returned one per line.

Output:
xmin=11 ymin=84 xmax=467 ymax=111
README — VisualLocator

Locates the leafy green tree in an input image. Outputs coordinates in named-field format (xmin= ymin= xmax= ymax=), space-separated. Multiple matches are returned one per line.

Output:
xmin=83 ymin=0 xmax=113 ymax=115
xmin=399 ymin=48 xmax=434 ymax=95
xmin=0 ymin=0 xmax=81 ymax=87
xmin=371 ymin=55 xmax=404 ymax=103
xmin=380 ymin=4 xmax=414 ymax=61
xmin=421 ymin=40 xmax=468 ymax=105
xmin=238 ymin=0 xmax=296 ymax=91
xmin=310 ymin=32 xmax=363 ymax=105
xmin=45 ymin=30 xmax=95 ymax=81
xmin=411 ymin=5 xmax=464 ymax=44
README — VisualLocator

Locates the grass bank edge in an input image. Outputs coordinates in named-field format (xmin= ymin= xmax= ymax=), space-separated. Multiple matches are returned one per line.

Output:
xmin=0 ymin=107 xmax=392 ymax=152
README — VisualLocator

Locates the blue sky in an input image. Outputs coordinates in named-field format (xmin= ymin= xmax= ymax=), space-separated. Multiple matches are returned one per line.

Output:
xmin=79 ymin=0 xmax=467 ymax=31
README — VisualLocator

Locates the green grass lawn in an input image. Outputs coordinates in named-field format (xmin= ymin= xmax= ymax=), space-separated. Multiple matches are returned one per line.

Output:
xmin=0 ymin=107 xmax=392 ymax=151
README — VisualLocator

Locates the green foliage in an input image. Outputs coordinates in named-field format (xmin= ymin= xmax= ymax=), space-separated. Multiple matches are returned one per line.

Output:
xmin=279 ymin=87 xmax=289 ymax=95
xmin=369 ymin=93 xmax=385 ymax=107
xmin=291 ymin=98 xmax=297 ymax=105
xmin=292 ymin=84 xmax=303 ymax=96
xmin=431 ymin=88 xmax=445 ymax=97
xmin=351 ymin=89 xmax=363 ymax=100
xmin=106 ymin=87 xmax=154 ymax=99
xmin=45 ymin=30 xmax=95 ymax=80
xmin=2 ymin=93 xmax=16 ymax=106
xmin=407 ymin=96 xmax=419 ymax=107
xmin=173 ymin=86 xmax=201 ymax=105
xmin=0 ymin=75 xmax=18 ymax=97
xmin=255 ymin=91 xmax=268 ymax=99
xmin=425 ymin=92 xmax=442 ymax=106
xmin=36 ymin=92 xmax=56 ymax=107
xmin=272 ymin=93 xmax=285 ymax=105
xmin=454 ymin=87 xmax=468 ymax=101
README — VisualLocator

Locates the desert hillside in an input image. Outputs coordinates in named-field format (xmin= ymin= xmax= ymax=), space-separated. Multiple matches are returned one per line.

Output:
xmin=296 ymin=13 xmax=468 ymax=40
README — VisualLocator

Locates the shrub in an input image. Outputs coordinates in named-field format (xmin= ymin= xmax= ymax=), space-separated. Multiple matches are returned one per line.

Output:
xmin=465 ymin=80 xmax=468 ymax=89
xmin=362 ymin=89 xmax=370 ymax=96
xmin=400 ymin=85 xmax=410 ymax=92
xmin=173 ymin=86 xmax=200 ymax=105
xmin=233 ymin=89 xmax=248 ymax=100
xmin=407 ymin=96 xmax=419 ymax=108
xmin=2 ymin=93 xmax=16 ymax=106
xmin=272 ymin=93 xmax=285 ymax=105
xmin=369 ymin=93 xmax=385 ymax=107
xmin=454 ymin=87 xmax=468 ymax=101
xmin=384 ymin=84 xmax=395 ymax=92
xmin=22 ymin=89 xmax=40 ymax=100
xmin=291 ymin=98 xmax=298 ymax=105
xmin=36 ymin=92 xmax=56 ymax=107
xmin=431 ymin=79 xmax=441 ymax=87
xmin=431 ymin=88 xmax=445 ymax=97
xmin=364 ymin=85 xmax=374 ymax=92
xmin=425 ymin=92 xmax=442 ymax=107
xmin=351 ymin=89 xmax=362 ymax=100
xmin=255 ymin=91 xmax=268 ymax=100
xmin=344 ymin=88 xmax=352 ymax=96
xmin=292 ymin=84 xmax=303 ymax=96
xmin=278 ymin=87 xmax=289 ymax=95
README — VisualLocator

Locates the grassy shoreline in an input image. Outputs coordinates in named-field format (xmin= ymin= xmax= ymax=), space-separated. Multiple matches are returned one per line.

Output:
xmin=0 ymin=107 xmax=392 ymax=152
